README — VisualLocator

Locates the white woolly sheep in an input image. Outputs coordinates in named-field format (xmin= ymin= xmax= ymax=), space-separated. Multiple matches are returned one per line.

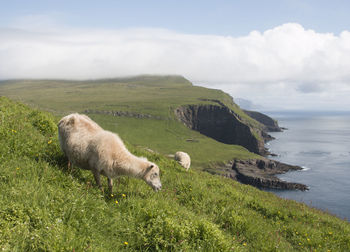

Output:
xmin=174 ymin=151 xmax=191 ymax=171
xmin=58 ymin=113 xmax=162 ymax=192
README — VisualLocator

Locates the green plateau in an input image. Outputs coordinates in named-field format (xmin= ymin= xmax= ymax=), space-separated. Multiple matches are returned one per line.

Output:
xmin=0 ymin=75 xmax=263 ymax=169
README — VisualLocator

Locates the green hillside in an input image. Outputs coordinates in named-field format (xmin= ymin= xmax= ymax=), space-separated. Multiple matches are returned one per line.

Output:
xmin=1 ymin=97 xmax=349 ymax=251
xmin=0 ymin=76 xmax=260 ymax=126
xmin=0 ymin=76 xmax=261 ymax=168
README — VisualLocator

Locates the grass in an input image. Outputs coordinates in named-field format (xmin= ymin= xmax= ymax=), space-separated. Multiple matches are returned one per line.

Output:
xmin=88 ymin=114 xmax=258 ymax=168
xmin=0 ymin=75 xmax=261 ymax=168
xmin=1 ymin=96 xmax=349 ymax=251
xmin=0 ymin=76 xmax=262 ymax=130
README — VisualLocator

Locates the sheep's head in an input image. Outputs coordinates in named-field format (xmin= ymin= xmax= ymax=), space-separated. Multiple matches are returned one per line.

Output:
xmin=143 ymin=163 xmax=162 ymax=192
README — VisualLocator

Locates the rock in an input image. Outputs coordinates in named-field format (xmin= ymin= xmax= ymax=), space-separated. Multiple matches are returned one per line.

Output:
xmin=174 ymin=105 xmax=265 ymax=154
xmin=83 ymin=109 xmax=161 ymax=120
xmin=203 ymin=157 xmax=308 ymax=191
xmin=257 ymin=159 xmax=266 ymax=169
xmin=261 ymin=130 xmax=275 ymax=143
xmin=232 ymin=158 xmax=308 ymax=191
xmin=243 ymin=110 xmax=282 ymax=132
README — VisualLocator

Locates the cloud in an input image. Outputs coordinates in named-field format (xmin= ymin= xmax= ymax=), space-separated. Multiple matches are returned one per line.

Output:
xmin=1 ymin=20 xmax=350 ymax=110
xmin=296 ymin=82 xmax=324 ymax=93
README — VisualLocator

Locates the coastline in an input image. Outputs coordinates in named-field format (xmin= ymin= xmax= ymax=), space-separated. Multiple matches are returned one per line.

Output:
xmin=208 ymin=113 xmax=309 ymax=191
xmin=258 ymin=111 xmax=350 ymax=221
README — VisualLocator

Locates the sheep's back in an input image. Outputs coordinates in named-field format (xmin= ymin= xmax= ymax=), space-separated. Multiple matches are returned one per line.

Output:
xmin=58 ymin=113 xmax=102 ymax=168
xmin=175 ymin=151 xmax=191 ymax=169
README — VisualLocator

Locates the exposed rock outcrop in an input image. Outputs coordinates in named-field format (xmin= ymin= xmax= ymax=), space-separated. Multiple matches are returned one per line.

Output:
xmin=206 ymin=158 xmax=308 ymax=191
xmin=231 ymin=159 xmax=308 ymax=191
xmin=84 ymin=109 xmax=161 ymax=120
xmin=175 ymin=105 xmax=265 ymax=154
xmin=243 ymin=110 xmax=282 ymax=132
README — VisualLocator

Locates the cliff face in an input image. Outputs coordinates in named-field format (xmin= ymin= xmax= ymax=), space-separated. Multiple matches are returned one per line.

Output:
xmin=243 ymin=110 xmax=282 ymax=132
xmin=175 ymin=104 xmax=265 ymax=154
xmin=174 ymin=104 xmax=309 ymax=191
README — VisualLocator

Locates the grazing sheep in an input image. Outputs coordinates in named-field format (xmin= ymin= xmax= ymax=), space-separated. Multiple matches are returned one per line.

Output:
xmin=174 ymin=151 xmax=191 ymax=171
xmin=58 ymin=113 xmax=162 ymax=192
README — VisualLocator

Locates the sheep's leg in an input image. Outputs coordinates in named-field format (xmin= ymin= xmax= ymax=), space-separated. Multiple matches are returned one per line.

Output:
xmin=67 ymin=160 xmax=71 ymax=172
xmin=92 ymin=170 xmax=102 ymax=190
xmin=117 ymin=177 xmax=121 ymax=190
xmin=107 ymin=178 xmax=113 ymax=194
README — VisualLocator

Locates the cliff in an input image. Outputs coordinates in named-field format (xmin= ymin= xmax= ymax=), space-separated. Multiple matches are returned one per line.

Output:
xmin=175 ymin=104 xmax=308 ymax=191
xmin=175 ymin=104 xmax=266 ymax=154
xmin=243 ymin=110 xmax=282 ymax=132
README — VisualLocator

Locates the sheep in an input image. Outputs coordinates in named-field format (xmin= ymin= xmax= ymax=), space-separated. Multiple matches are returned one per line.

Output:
xmin=58 ymin=113 xmax=162 ymax=192
xmin=174 ymin=151 xmax=191 ymax=171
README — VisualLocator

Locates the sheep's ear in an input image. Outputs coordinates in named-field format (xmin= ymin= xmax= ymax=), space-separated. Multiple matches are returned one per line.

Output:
xmin=146 ymin=164 xmax=154 ymax=173
xmin=68 ymin=117 xmax=75 ymax=126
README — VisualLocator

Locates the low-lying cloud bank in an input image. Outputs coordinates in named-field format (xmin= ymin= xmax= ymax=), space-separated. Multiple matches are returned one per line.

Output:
xmin=1 ymin=22 xmax=350 ymax=110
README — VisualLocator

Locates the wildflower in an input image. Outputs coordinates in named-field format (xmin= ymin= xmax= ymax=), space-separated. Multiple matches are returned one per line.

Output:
xmin=243 ymin=242 xmax=247 ymax=246
xmin=115 ymin=200 xmax=119 ymax=204
xmin=111 ymin=194 xmax=114 ymax=197
xmin=307 ymin=238 xmax=310 ymax=242
xmin=48 ymin=140 xmax=52 ymax=144
xmin=122 ymin=193 xmax=126 ymax=198
xmin=16 ymin=167 xmax=20 ymax=170
xmin=299 ymin=243 xmax=302 ymax=246
xmin=124 ymin=241 xmax=128 ymax=245
xmin=328 ymin=231 xmax=332 ymax=235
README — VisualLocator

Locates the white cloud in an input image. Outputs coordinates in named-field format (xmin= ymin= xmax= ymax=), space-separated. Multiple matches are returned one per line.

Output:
xmin=1 ymin=20 xmax=350 ymax=110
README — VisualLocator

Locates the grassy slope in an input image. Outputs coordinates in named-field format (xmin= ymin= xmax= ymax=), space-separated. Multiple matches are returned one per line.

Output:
xmin=0 ymin=76 xmax=261 ymax=168
xmin=1 ymin=97 xmax=349 ymax=251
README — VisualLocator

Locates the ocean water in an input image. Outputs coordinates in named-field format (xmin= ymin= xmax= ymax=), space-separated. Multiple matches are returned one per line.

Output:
xmin=263 ymin=111 xmax=350 ymax=221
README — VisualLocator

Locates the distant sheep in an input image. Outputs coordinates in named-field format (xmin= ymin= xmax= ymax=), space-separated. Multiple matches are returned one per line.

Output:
xmin=58 ymin=113 xmax=162 ymax=192
xmin=174 ymin=151 xmax=191 ymax=171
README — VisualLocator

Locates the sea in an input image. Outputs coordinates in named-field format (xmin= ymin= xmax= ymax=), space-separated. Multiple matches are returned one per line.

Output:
xmin=263 ymin=111 xmax=350 ymax=221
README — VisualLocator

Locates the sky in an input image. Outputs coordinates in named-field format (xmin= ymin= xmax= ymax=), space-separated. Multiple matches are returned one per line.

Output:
xmin=1 ymin=0 xmax=350 ymax=111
